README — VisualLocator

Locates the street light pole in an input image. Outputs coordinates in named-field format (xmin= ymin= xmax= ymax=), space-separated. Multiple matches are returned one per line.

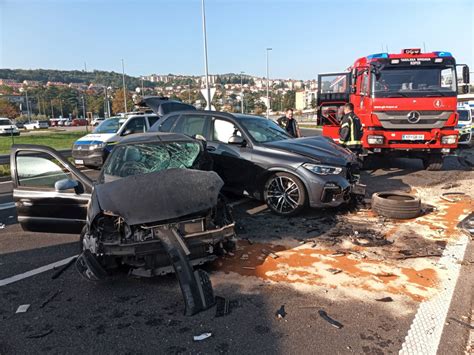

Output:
xmin=50 ymin=100 xmax=54 ymax=118
xmin=240 ymin=71 xmax=245 ymax=114
xmin=121 ymin=59 xmax=128 ymax=113
xmin=107 ymin=87 xmax=112 ymax=117
xmin=201 ymin=0 xmax=211 ymax=110
xmin=266 ymin=48 xmax=272 ymax=118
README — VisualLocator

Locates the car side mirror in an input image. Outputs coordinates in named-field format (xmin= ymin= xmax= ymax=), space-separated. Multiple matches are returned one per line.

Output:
xmin=55 ymin=178 xmax=79 ymax=192
xmin=228 ymin=135 xmax=245 ymax=146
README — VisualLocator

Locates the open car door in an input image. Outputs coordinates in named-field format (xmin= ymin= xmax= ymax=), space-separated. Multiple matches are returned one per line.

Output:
xmin=10 ymin=144 xmax=93 ymax=234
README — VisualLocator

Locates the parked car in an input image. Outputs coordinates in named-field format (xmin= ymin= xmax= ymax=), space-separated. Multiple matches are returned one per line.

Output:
xmin=150 ymin=110 xmax=365 ymax=216
xmin=23 ymin=120 xmax=49 ymax=130
xmin=0 ymin=118 xmax=20 ymax=136
xmin=10 ymin=134 xmax=235 ymax=315
xmin=92 ymin=117 xmax=105 ymax=126
xmin=456 ymin=107 xmax=472 ymax=145
xmin=71 ymin=118 xmax=88 ymax=126
xmin=72 ymin=99 xmax=195 ymax=168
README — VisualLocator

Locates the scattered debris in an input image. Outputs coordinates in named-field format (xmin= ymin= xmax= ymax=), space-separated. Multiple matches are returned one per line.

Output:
xmin=215 ymin=296 xmax=230 ymax=318
xmin=441 ymin=183 xmax=461 ymax=190
xmin=375 ymin=297 xmax=394 ymax=302
xmin=40 ymin=290 xmax=62 ymax=308
xmin=193 ymin=333 xmax=212 ymax=341
xmin=261 ymin=248 xmax=279 ymax=259
xmin=227 ymin=252 xmax=235 ymax=257
xmin=240 ymin=254 xmax=249 ymax=260
xmin=243 ymin=238 xmax=253 ymax=245
xmin=275 ymin=305 xmax=287 ymax=319
xmin=16 ymin=304 xmax=30 ymax=313
xmin=330 ymin=252 xmax=346 ymax=257
xmin=242 ymin=266 xmax=256 ymax=270
xmin=0 ymin=223 xmax=5 ymax=229
xmin=26 ymin=329 xmax=54 ymax=339
xmin=51 ymin=257 xmax=78 ymax=280
xmin=318 ymin=310 xmax=343 ymax=329
xmin=327 ymin=268 xmax=342 ymax=275
xmin=440 ymin=192 xmax=465 ymax=203
xmin=351 ymin=233 xmax=392 ymax=247
xmin=458 ymin=213 xmax=474 ymax=238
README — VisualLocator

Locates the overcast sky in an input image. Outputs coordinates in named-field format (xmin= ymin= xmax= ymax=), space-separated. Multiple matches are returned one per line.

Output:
xmin=1 ymin=0 xmax=473 ymax=79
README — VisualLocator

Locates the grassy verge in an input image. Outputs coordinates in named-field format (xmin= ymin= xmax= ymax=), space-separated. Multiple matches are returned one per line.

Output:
xmin=0 ymin=164 xmax=9 ymax=177
xmin=0 ymin=131 xmax=86 ymax=155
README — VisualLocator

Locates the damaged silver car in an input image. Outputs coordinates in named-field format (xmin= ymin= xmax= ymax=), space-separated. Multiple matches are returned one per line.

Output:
xmin=10 ymin=133 xmax=235 ymax=315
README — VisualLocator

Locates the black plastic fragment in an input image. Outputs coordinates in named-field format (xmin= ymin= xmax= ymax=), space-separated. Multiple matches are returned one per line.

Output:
xmin=155 ymin=227 xmax=215 ymax=316
xmin=215 ymin=296 xmax=230 ymax=317
xmin=375 ymin=297 xmax=394 ymax=302
xmin=275 ymin=305 xmax=287 ymax=319
xmin=318 ymin=310 xmax=343 ymax=329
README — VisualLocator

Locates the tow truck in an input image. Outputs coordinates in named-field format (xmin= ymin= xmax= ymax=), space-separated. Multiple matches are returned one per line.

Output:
xmin=317 ymin=49 xmax=470 ymax=170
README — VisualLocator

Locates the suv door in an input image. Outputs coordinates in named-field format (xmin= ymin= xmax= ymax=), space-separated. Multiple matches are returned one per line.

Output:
xmin=170 ymin=114 xmax=211 ymax=139
xmin=207 ymin=116 xmax=257 ymax=195
xmin=11 ymin=145 xmax=93 ymax=234
xmin=121 ymin=116 xmax=147 ymax=135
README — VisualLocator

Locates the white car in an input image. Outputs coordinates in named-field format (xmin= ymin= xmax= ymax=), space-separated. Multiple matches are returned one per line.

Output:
xmin=456 ymin=107 xmax=472 ymax=145
xmin=92 ymin=117 xmax=105 ymax=126
xmin=0 ymin=117 xmax=20 ymax=136
xmin=24 ymin=120 xmax=49 ymax=130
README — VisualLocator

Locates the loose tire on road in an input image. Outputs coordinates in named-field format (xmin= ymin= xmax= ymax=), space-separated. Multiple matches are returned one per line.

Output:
xmin=371 ymin=191 xmax=421 ymax=219
xmin=264 ymin=172 xmax=307 ymax=216
xmin=422 ymin=154 xmax=444 ymax=171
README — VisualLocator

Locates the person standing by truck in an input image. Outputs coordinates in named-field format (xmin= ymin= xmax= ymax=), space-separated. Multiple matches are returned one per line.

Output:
xmin=339 ymin=103 xmax=363 ymax=153
xmin=277 ymin=108 xmax=301 ymax=138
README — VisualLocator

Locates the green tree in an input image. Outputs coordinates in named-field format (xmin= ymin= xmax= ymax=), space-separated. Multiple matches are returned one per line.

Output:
xmin=112 ymin=90 xmax=133 ymax=114
xmin=0 ymin=98 xmax=19 ymax=118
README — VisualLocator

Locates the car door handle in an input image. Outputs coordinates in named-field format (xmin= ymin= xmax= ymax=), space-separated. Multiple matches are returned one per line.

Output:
xmin=206 ymin=146 xmax=216 ymax=152
xmin=21 ymin=201 xmax=33 ymax=207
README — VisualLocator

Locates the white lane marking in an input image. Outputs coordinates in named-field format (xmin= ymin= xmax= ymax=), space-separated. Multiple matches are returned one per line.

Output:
xmin=229 ymin=198 xmax=249 ymax=207
xmin=0 ymin=202 xmax=15 ymax=210
xmin=0 ymin=255 xmax=78 ymax=287
xmin=400 ymin=234 xmax=469 ymax=354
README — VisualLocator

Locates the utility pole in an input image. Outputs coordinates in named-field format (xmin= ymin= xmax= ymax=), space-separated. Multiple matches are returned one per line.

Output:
xmin=201 ymin=0 xmax=211 ymax=110
xmin=60 ymin=99 xmax=64 ymax=118
xmin=141 ymin=77 xmax=145 ymax=97
xmin=266 ymin=48 xmax=272 ymax=118
xmin=122 ymin=59 xmax=128 ymax=113
xmin=50 ymin=100 xmax=54 ymax=118
xmin=240 ymin=71 xmax=245 ymax=114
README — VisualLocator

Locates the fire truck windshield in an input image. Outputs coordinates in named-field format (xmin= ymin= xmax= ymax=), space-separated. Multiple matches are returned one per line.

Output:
xmin=372 ymin=66 xmax=456 ymax=97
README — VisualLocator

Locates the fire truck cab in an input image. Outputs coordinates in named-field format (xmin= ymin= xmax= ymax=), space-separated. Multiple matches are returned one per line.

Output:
xmin=317 ymin=49 xmax=470 ymax=170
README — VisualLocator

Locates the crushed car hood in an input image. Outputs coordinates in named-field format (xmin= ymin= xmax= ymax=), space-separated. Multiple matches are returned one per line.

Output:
xmin=94 ymin=168 xmax=223 ymax=225
xmin=264 ymin=136 xmax=356 ymax=166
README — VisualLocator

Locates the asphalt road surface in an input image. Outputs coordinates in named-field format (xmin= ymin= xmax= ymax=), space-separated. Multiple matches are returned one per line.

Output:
xmin=0 ymin=128 xmax=472 ymax=354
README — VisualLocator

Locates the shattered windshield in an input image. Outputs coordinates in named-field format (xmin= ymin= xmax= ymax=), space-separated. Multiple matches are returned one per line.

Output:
xmin=102 ymin=141 xmax=201 ymax=179
xmin=93 ymin=117 xmax=123 ymax=134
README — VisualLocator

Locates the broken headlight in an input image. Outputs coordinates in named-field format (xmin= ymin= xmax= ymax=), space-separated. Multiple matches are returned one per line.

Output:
xmin=303 ymin=163 xmax=342 ymax=176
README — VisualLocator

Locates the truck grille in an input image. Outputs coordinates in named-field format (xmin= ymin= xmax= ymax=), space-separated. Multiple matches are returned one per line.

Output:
xmin=375 ymin=111 xmax=451 ymax=129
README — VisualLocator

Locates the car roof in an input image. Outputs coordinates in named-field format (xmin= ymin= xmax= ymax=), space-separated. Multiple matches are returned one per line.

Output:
xmin=119 ymin=132 xmax=197 ymax=145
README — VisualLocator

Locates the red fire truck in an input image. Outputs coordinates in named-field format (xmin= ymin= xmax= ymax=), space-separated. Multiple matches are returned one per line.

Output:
xmin=317 ymin=49 xmax=470 ymax=170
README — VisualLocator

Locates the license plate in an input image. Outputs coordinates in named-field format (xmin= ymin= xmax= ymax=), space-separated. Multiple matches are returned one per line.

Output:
xmin=352 ymin=183 xmax=366 ymax=195
xmin=402 ymin=134 xmax=424 ymax=140
xmin=75 ymin=159 xmax=84 ymax=165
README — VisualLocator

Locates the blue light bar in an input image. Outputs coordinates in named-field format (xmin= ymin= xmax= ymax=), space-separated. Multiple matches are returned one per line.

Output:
xmin=367 ymin=53 xmax=388 ymax=60
xmin=434 ymin=51 xmax=452 ymax=57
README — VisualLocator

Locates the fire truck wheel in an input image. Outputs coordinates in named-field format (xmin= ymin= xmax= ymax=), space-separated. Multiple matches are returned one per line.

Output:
xmin=422 ymin=155 xmax=444 ymax=171
xmin=371 ymin=191 xmax=421 ymax=219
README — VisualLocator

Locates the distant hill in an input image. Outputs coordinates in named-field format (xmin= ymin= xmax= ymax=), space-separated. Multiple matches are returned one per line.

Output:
xmin=0 ymin=68 xmax=153 ymax=90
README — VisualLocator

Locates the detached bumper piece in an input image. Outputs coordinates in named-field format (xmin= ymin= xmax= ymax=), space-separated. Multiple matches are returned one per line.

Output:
xmin=321 ymin=183 xmax=350 ymax=203
xmin=155 ymin=226 xmax=215 ymax=316
xmin=76 ymin=250 xmax=108 ymax=281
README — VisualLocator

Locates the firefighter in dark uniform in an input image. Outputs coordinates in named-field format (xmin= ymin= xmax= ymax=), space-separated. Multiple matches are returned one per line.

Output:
xmin=339 ymin=103 xmax=363 ymax=154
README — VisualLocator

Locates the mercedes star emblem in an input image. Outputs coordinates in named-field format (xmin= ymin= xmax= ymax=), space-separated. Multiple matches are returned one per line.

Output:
xmin=407 ymin=111 xmax=421 ymax=124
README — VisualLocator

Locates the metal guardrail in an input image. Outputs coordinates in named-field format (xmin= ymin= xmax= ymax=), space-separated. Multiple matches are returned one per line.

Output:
xmin=0 ymin=149 xmax=72 ymax=165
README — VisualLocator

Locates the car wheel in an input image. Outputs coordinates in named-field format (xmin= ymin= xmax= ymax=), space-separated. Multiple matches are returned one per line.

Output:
xmin=264 ymin=172 xmax=306 ymax=216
